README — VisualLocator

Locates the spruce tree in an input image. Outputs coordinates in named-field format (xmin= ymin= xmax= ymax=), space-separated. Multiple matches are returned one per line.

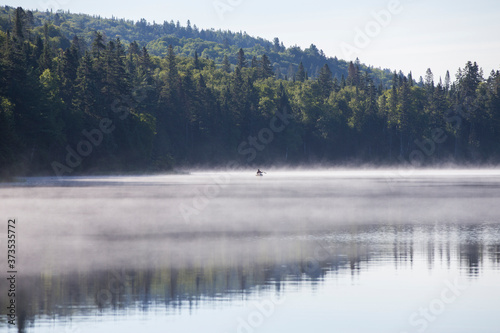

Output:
xmin=194 ymin=51 xmax=200 ymax=69
xmin=273 ymin=37 xmax=280 ymax=52
xmin=425 ymin=68 xmax=434 ymax=88
xmin=12 ymin=7 xmax=25 ymax=41
xmin=237 ymin=48 xmax=247 ymax=68
xmin=318 ymin=64 xmax=333 ymax=98
xmin=251 ymin=56 xmax=258 ymax=68
xmin=91 ymin=31 xmax=105 ymax=59
xmin=444 ymin=70 xmax=451 ymax=91
xmin=222 ymin=54 xmax=230 ymax=73
xmin=260 ymin=54 xmax=273 ymax=79
xmin=296 ymin=62 xmax=306 ymax=82
xmin=39 ymin=23 xmax=53 ymax=71
xmin=347 ymin=61 xmax=357 ymax=86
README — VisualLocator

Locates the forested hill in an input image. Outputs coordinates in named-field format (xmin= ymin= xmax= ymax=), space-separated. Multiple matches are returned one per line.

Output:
xmin=0 ymin=5 xmax=393 ymax=84
xmin=0 ymin=6 xmax=500 ymax=178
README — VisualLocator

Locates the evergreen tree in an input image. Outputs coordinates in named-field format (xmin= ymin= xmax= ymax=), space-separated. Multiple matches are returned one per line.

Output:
xmin=59 ymin=42 xmax=79 ymax=104
xmin=251 ymin=55 xmax=258 ymax=68
xmin=222 ymin=54 xmax=230 ymax=73
xmin=128 ymin=41 xmax=140 ymax=56
xmin=73 ymin=51 xmax=97 ymax=116
xmin=2 ymin=5 xmax=500 ymax=173
xmin=91 ymin=31 xmax=105 ymax=59
xmin=347 ymin=61 xmax=358 ymax=86
xmin=273 ymin=37 xmax=280 ymax=52
xmin=408 ymin=72 xmax=413 ymax=87
xmin=425 ymin=68 xmax=434 ymax=88
xmin=12 ymin=7 xmax=26 ymax=41
xmin=194 ymin=50 xmax=200 ymax=69
xmin=444 ymin=70 xmax=451 ymax=91
xmin=340 ymin=74 xmax=346 ymax=88
xmin=259 ymin=54 xmax=273 ymax=79
xmin=237 ymin=48 xmax=247 ymax=68
xmin=39 ymin=23 xmax=53 ymax=71
xmin=296 ymin=62 xmax=306 ymax=82
xmin=318 ymin=64 xmax=333 ymax=98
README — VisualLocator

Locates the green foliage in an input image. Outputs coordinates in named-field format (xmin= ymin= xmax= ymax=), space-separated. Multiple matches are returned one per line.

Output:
xmin=1 ymin=6 xmax=500 ymax=176
xmin=0 ymin=6 xmax=393 ymax=84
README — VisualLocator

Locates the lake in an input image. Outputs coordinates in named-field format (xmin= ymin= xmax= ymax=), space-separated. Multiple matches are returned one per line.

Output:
xmin=1 ymin=169 xmax=500 ymax=332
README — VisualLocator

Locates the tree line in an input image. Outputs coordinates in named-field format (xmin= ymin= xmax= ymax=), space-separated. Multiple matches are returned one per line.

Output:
xmin=0 ymin=6 xmax=395 ymax=85
xmin=1 ymin=7 xmax=499 ymax=177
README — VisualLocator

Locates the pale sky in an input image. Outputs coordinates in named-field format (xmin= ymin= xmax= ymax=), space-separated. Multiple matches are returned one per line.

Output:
xmin=6 ymin=0 xmax=500 ymax=80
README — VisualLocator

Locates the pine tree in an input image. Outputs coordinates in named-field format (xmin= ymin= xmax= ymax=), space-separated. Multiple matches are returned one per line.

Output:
xmin=273 ymin=37 xmax=280 ymax=52
xmin=39 ymin=23 xmax=53 ymax=71
xmin=340 ymin=74 xmax=346 ymax=88
xmin=455 ymin=61 xmax=483 ymax=158
xmin=70 ymin=35 xmax=85 ymax=58
xmin=408 ymin=72 xmax=413 ymax=87
xmin=164 ymin=44 xmax=179 ymax=96
xmin=222 ymin=54 xmax=230 ymax=73
xmin=296 ymin=62 xmax=306 ymax=82
xmin=194 ymin=50 xmax=200 ymax=70
xmin=128 ymin=41 xmax=140 ymax=56
xmin=237 ymin=48 xmax=247 ymax=68
xmin=59 ymin=43 xmax=79 ymax=104
xmin=140 ymin=46 xmax=151 ymax=69
xmin=73 ymin=51 xmax=96 ymax=116
xmin=318 ymin=64 xmax=333 ymax=98
xmin=425 ymin=68 xmax=434 ymax=88
xmin=91 ymin=31 xmax=105 ymax=59
xmin=456 ymin=61 xmax=482 ymax=99
xmin=251 ymin=56 xmax=258 ymax=68
xmin=259 ymin=54 xmax=273 ymax=79
xmin=12 ymin=7 xmax=26 ymax=41
xmin=444 ymin=70 xmax=451 ymax=91
xmin=34 ymin=35 xmax=43 ymax=60
xmin=347 ymin=61 xmax=358 ymax=86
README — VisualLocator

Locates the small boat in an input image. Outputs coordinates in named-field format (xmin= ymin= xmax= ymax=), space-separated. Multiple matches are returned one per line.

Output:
xmin=256 ymin=173 xmax=263 ymax=176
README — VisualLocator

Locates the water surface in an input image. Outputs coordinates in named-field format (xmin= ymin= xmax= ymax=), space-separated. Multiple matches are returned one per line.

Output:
xmin=1 ymin=169 xmax=500 ymax=332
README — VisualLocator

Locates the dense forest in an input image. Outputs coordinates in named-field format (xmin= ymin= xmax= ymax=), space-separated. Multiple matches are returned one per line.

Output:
xmin=0 ymin=5 xmax=394 ymax=84
xmin=0 ymin=6 xmax=499 ymax=177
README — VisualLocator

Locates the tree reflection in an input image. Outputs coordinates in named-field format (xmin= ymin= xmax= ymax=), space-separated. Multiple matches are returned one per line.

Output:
xmin=2 ymin=223 xmax=499 ymax=332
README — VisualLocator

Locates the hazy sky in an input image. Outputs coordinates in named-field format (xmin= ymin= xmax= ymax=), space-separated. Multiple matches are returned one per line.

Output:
xmin=7 ymin=0 xmax=500 ymax=80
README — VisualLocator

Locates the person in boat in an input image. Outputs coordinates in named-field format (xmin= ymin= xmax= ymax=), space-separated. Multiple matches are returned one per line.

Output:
xmin=256 ymin=169 xmax=263 ymax=175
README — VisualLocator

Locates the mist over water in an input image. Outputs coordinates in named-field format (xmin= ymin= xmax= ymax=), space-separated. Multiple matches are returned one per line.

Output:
xmin=1 ymin=169 xmax=500 ymax=332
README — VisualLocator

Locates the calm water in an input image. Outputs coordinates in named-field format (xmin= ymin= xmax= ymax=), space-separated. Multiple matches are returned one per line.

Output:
xmin=1 ymin=169 xmax=500 ymax=333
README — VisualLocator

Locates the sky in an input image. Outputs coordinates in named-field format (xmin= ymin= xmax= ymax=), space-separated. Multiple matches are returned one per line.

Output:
xmin=6 ymin=0 xmax=500 ymax=80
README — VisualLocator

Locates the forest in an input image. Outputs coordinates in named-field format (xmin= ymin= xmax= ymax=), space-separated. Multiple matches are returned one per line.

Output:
xmin=0 ymin=6 xmax=499 ymax=177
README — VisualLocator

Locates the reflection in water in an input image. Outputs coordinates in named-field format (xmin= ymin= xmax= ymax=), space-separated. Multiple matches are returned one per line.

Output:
xmin=1 ymin=171 xmax=500 ymax=332
xmin=1 ymin=223 xmax=499 ymax=332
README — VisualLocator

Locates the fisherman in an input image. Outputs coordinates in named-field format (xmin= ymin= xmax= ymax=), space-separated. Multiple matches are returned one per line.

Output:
xmin=256 ymin=169 xmax=263 ymax=175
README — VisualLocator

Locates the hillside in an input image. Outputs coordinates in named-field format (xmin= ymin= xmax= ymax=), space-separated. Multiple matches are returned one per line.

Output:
xmin=0 ymin=6 xmax=499 ymax=178
xmin=0 ymin=5 xmax=393 ymax=85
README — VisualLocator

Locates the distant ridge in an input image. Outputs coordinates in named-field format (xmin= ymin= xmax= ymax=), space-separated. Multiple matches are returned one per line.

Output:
xmin=0 ymin=5 xmax=394 ymax=86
